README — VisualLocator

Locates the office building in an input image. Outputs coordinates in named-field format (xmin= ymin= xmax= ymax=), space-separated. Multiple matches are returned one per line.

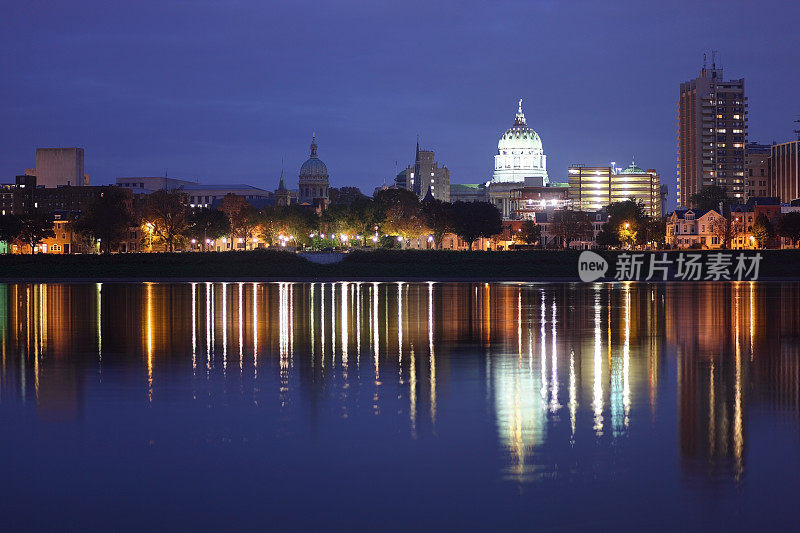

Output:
xmin=746 ymin=142 xmax=771 ymax=199
xmin=116 ymin=176 xmax=272 ymax=208
xmin=677 ymin=63 xmax=747 ymax=206
xmin=395 ymin=139 xmax=450 ymax=202
xmin=508 ymin=179 xmax=571 ymax=220
xmin=771 ymin=140 xmax=800 ymax=203
xmin=568 ymin=162 xmax=662 ymax=217
xmin=30 ymin=148 xmax=88 ymax=188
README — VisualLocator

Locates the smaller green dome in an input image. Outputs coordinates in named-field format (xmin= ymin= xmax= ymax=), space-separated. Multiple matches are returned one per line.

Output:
xmin=621 ymin=161 xmax=645 ymax=174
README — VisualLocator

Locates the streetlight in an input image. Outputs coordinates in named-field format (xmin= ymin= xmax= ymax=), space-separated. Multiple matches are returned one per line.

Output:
xmin=144 ymin=222 xmax=154 ymax=251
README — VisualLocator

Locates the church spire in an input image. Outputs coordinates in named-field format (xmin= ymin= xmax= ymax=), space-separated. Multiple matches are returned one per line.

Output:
xmin=310 ymin=132 xmax=318 ymax=157
xmin=278 ymin=165 xmax=287 ymax=191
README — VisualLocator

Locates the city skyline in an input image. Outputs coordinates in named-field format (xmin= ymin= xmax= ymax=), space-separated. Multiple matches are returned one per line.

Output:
xmin=2 ymin=1 xmax=799 ymax=211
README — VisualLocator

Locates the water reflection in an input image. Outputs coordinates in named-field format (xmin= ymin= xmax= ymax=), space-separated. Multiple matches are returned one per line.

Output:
xmin=1 ymin=282 xmax=799 ymax=484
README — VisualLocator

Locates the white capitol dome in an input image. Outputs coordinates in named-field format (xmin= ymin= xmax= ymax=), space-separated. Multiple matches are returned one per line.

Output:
xmin=492 ymin=99 xmax=548 ymax=184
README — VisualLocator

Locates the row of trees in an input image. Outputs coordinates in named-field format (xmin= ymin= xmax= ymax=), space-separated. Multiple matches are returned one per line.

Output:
xmin=140 ymin=187 xmax=504 ymax=251
xmin=0 ymin=186 xmax=505 ymax=253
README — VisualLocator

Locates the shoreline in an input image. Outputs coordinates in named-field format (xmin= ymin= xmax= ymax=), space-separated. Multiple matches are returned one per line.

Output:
xmin=1 ymin=248 xmax=798 ymax=283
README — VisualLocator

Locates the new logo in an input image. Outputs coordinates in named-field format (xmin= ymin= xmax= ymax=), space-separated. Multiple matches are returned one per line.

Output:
xmin=578 ymin=251 xmax=608 ymax=282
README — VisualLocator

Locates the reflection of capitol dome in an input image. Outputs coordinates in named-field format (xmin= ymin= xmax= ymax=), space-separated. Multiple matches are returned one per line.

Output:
xmin=492 ymin=99 xmax=548 ymax=184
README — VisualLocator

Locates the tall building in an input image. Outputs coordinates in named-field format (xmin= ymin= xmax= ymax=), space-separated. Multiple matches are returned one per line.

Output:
xmin=394 ymin=139 xmax=450 ymax=202
xmin=568 ymin=162 xmax=662 ymax=217
xmin=677 ymin=63 xmax=747 ymax=207
xmin=771 ymin=140 xmax=800 ymax=203
xmin=31 ymin=148 xmax=87 ymax=188
xmin=298 ymin=134 xmax=329 ymax=209
xmin=745 ymin=142 xmax=772 ymax=199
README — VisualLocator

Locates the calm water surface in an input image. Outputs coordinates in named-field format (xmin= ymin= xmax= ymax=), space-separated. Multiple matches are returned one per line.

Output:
xmin=1 ymin=281 xmax=799 ymax=530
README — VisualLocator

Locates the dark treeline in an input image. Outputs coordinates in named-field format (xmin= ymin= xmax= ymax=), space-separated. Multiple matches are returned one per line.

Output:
xmin=0 ymin=186 xmax=503 ymax=253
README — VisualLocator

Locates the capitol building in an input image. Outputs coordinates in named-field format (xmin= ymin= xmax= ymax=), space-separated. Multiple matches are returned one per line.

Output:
xmin=492 ymin=99 xmax=548 ymax=184
xmin=451 ymin=99 xmax=554 ymax=218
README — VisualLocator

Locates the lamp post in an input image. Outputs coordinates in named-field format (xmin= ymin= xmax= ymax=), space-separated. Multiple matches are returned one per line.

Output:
xmin=145 ymin=222 xmax=154 ymax=251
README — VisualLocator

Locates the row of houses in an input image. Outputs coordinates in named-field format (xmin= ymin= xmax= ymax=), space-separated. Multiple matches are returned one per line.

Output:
xmin=666 ymin=197 xmax=800 ymax=249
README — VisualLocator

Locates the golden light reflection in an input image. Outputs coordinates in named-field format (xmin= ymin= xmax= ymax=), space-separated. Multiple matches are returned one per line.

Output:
xmin=238 ymin=282 xmax=244 ymax=369
xmin=593 ymin=287 xmax=604 ymax=436
xmin=221 ymin=282 xmax=228 ymax=370
xmin=191 ymin=282 xmax=196 ymax=370
xmin=341 ymin=282 xmax=348 ymax=368
xmin=428 ymin=282 xmax=437 ymax=426
xmin=253 ymin=282 xmax=258 ymax=372
xmin=3 ymin=281 xmax=798 ymax=484
xmin=146 ymin=282 xmax=153 ymax=403
xmin=96 ymin=282 xmax=102 ymax=365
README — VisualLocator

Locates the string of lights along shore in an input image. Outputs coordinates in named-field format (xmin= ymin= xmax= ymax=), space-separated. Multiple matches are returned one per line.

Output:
xmin=1 ymin=56 xmax=800 ymax=255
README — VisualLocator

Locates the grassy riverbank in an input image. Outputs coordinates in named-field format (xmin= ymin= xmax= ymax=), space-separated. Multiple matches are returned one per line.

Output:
xmin=0 ymin=249 xmax=798 ymax=281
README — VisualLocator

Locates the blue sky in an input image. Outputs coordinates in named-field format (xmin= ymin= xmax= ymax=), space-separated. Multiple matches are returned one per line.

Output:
xmin=1 ymin=0 xmax=798 ymax=208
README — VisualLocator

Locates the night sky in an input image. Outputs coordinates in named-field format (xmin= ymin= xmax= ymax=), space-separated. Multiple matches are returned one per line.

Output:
xmin=1 ymin=0 xmax=798 ymax=209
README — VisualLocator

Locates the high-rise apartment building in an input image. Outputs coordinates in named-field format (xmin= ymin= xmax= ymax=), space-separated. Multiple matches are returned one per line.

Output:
xmin=745 ymin=142 xmax=772 ymax=199
xmin=771 ymin=140 xmax=800 ymax=203
xmin=395 ymin=139 xmax=450 ymax=202
xmin=32 ymin=147 xmax=87 ymax=187
xmin=677 ymin=64 xmax=747 ymax=207
xmin=568 ymin=162 xmax=662 ymax=217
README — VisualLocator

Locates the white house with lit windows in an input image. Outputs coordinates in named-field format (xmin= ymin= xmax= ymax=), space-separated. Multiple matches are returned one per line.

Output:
xmin=666 ymin=209 xmax=725 ymax=249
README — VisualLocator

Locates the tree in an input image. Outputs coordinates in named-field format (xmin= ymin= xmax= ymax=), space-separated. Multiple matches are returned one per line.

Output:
xmin=262 ymin=205 xmax=319 ymax=247
xmin=220 ymin=194 xmax=260 ymax=249
xmin=186 ymin=208 xmax=230 ymax=251
xmin=73 ymin=187 xmax=135 ymax=253
xmin=421 ymin=199 xmax=455 ymax=249
xmin=778 ymin=211 xmax=800 ymax=247
xmin=596 ymin=199 xmax=649 ymax=248
xmin=752 ymin=213 xmax=774 ymax=249
xmin=144 ymin=189 xmax=189 ymax=252
xmin=374 ymin=188 xmax=429 ymax=244
xmin=329 ymin=186 xmax=366 ymax=206
xmin=710 ymin=214 xmax=731 ymax=249
xmin=517 ymin=220 xmax=541 ymax=246
xmin=645 ymin=218 xmax=666 ymax=248
xmin=319 ymin=203 xmax=352 ymax=239
xmin=451 ymin=201 xmax=502 ymax=250
xmin=551 ymin=210 xmax=593 ymax=249
xmin=17 ymin=213 xmax=55 ymax=254
xmin=690 ymin=185 xmax=731 ymax=212
xmin=0 ymin=215 xmax=23 ymax=250
xmin=347 ymin=197 xmax=383 ymax=245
